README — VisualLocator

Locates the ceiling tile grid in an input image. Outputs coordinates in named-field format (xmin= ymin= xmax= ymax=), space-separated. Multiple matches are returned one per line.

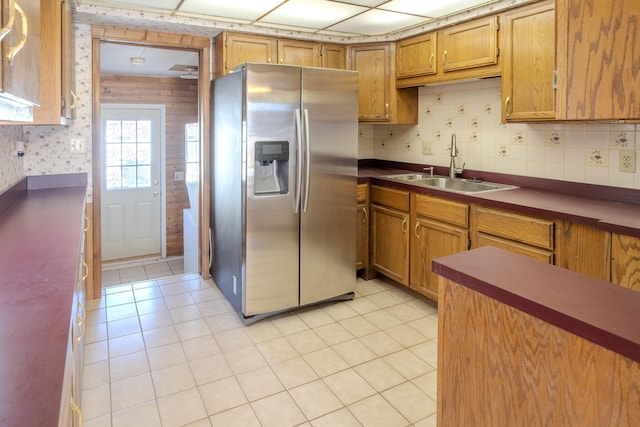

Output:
xmin=77 ymin=0 xmax=539 ymax=38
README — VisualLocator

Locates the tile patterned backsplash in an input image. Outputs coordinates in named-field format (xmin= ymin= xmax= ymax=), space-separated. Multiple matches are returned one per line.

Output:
xmin=358 ymin=78 xmax=640 ymax=190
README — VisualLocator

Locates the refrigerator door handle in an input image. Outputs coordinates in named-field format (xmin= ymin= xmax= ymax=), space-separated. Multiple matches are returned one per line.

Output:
xmin=303 ymin=109 xmax=311 ymax=213
xmin=294 ymin=109 xmax=303 ymax=213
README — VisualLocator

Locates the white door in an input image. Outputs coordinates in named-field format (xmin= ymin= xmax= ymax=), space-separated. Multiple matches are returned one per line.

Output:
xmin=100 ymin=105 xmax=163 ymax=261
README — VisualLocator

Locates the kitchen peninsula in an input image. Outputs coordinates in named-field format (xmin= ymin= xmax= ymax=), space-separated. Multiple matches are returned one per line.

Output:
xmin=433 ymin=246 xmax=640 ymax=426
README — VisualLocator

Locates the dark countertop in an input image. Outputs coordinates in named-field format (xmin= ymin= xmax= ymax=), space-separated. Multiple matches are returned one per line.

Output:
xmin=432 ymin=246 xmax=640 ymax=363
xmin=359 ymin=164 xmax=640 ymax=237
xmin=0 ymin=175 xmax=87 ymax=427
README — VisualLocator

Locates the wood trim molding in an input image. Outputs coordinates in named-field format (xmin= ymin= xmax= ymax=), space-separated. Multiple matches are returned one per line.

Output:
xmin=91 ymin=25 xmax=212 ymax=295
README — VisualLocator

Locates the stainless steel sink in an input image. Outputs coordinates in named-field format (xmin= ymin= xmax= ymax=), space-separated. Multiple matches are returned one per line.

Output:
xmin=384 ymin=173 xmax=434 ymax=182
xmin=381 ymin=173 xmax=518 ymax=194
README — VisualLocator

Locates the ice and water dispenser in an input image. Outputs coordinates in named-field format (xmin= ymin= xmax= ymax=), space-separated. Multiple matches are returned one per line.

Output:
xmin=254 ymin=141 xmax=289 ymax=195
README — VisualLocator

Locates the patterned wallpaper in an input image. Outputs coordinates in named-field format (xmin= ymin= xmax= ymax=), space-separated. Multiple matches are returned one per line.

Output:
xmin=358 ymin=79 xmax=640 ymax=190
xmin=22 ymin=24 xmax=94 ymax=199
xmin=0 ymin=126 xmax=26 ymax=193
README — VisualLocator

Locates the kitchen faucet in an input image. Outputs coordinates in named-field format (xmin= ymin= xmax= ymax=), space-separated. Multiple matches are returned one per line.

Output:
xmin=449 ymin=133 xmax=465 ymax=178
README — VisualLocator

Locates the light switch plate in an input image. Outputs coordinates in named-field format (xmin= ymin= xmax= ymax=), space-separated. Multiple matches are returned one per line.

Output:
xmin=422 ymin=141 xmax=433 ymax=155
xmin=69 ymin=138 xmax=87 ymax=154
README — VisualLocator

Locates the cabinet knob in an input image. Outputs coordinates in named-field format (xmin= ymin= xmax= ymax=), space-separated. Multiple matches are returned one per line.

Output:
xmin=442 ymin=50 xmax=448 ymax=67
xmin=504 ymin=96 xmax=511 ymax=117
xmin=415 ymin=222 xmax=420 ymax=239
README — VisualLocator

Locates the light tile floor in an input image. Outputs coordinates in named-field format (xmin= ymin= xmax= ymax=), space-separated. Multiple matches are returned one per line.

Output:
xmin=102 ymin=257 xmax=185 ymax=286
xmin=82 ymin=274 xmax=439 ymax=427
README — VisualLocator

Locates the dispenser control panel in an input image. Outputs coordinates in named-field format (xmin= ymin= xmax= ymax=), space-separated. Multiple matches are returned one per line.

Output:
xmin=255 ymin=141 xmax=289 ymax=162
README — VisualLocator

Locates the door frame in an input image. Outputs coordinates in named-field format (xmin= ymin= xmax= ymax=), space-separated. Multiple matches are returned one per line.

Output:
xmin=91 ymin=27 xmax=211 ymax=297
xmin=99 ymin=103 xmax=168 ymax=260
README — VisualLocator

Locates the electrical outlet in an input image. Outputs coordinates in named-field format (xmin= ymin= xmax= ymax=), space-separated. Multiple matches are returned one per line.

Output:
xmin=422 ymin=141 xmax=433 ymax=155
xmin=174 ymin=171 xmax=185 ymax=181
xmin=619 ymin=150 xmax=636 ymax=173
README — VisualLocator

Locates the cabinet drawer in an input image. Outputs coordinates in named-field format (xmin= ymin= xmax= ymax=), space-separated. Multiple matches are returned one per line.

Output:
xmin=476 ymin=206 xmax=554 ymax=250
xmin=476 ymin=233 xmax=553 ymax=264
xmin=414 ymin=194 xmax=468 ymax=227
xmin=371 ymin=185 xmax=410 ymax=212
xmin=357 ymin=183 xmax=369 ymax=203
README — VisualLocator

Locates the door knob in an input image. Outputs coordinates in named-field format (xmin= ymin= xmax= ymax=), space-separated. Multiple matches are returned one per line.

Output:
xmin=153 ymin=191 xmax=159 ymax=196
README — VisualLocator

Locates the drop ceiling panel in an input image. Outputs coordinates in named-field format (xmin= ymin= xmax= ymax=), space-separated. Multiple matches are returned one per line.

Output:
xmin=179 ymin=0 xmax=285 ymax=21
xmin=382 ymin=0 xmax=496 ymax=18
xmin=260 ymin=0 xmax=367 ymax=29
xmin=327 ymin=9 xmax=426 ymax=35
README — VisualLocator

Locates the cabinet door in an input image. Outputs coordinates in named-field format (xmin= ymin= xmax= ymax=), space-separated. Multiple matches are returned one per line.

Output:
xmin=277 ymin=39 xmax=320 ymax=67
xmin=396 ymin=32 xmax=437 ymax=79
xmin=356 ymin=203 xmax=368 ymax=270
xmin=349 ymin=44 xmax=391 ymax=121
xmin=218 ymin=33 xmax=275 ymax=75
xmin=557 ymin=0 xmax=640 ymax=120
xmin=554 ymin=220 xmax=610 ymax=281
xmin=410 ymin=217 xmax=468 ymax=301
xmin=502 ymin=1 xmax=555 ymax=122
xmin=441 ymin=16 xmax=498 ymax=72
xmin=320 ymin=43 xmax=345 ymax=69
xmin=371 ymin=204 xmax=409 ymax=285
xmin=61 ymin=0 xmax=75 ymax=120
xmin=0 ymin=0 xmax=40 ymax=106
xmin=611 ymin=234 xmax=640 ymax=291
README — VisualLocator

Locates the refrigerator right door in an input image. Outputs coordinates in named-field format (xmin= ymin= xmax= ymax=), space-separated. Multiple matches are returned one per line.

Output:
xmin=299 ymin=67 xmax=358 ymax=305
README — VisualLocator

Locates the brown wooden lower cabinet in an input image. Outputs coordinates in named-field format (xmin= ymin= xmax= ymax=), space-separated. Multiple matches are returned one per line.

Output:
xmin=410 ymin=193 xmax=469 ymax=301
xmin=611 ymin=233 xmax=640 ymax=291
xmin=411 ymin=217 xmax=467 ymax=300
xmin=554 ymin=220 xmax=610 ymax=281
xmin=371 ymin=204 xmax=410 ymax=285
xmin=360 ymin=183 xmax=637 ymax=294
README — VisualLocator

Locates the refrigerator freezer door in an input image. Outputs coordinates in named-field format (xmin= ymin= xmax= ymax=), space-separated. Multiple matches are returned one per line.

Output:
xmin=299 ymin=67 xmax=358 ymax=305
xmin=244 ymin=64 xmax=302 ymax=316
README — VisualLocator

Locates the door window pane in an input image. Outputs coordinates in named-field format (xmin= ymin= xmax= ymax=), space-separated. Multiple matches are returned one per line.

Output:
xmin=105 ymin=119 xmax=155 ymax=190
xmin=122 ymin=166 xmax=137 ymax=188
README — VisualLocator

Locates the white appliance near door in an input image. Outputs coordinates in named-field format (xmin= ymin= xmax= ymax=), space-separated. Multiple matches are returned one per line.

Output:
xmin=211 ymin=63 xmax=358 ymax=324
xmin=183 ymin=122 xmax=199 ymax=273
xmin=100 ymin=105 xmax=165 ymax=261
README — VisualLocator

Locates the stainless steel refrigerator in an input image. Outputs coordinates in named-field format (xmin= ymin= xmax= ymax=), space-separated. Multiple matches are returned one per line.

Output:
xmin=210 ymin=63 xmax=358 ymax=324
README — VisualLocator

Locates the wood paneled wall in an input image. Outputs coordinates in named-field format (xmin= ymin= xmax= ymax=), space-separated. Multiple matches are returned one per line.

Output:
xmin=437 ymin=276 xmax=640 ymax=426
xmin=100 ymin=75 xmax=198 ymax=256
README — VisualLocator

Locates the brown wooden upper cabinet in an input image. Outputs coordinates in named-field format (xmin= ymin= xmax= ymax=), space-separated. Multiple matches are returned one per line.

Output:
xmin=501 ymin=0 xmax=555 ymax=122
xmin=277 ymin=39 xmax=320 ymax=67
xmin=214 ymin=32 xmax=276 ymax=77
xmin=214 ymin=32 xmax=346 ymax=77
xmin=556 ymin=0 xmax=640 ymax=120
xmin=26 ymin=0 xmax=76 ymax=125
xmin=0 ymin=0 xmax=40 ymax=121
xmin=396 ymin=16 xmax=500 ymax=87
xmin=349 ymin=42 xmax=417 ymax=124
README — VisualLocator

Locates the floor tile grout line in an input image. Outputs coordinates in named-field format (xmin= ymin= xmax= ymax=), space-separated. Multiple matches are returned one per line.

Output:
xmin=84 ymin=275 xmax=439 ymax=425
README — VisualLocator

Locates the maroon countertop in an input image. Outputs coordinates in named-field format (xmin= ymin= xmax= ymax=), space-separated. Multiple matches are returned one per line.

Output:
xmin=0 ymin=176 xmax=86 ymax=427
xmin=359 ymin=163 xmax=640 ymax=237
xmin=432 ymin=246 xmax=640 ymax=363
